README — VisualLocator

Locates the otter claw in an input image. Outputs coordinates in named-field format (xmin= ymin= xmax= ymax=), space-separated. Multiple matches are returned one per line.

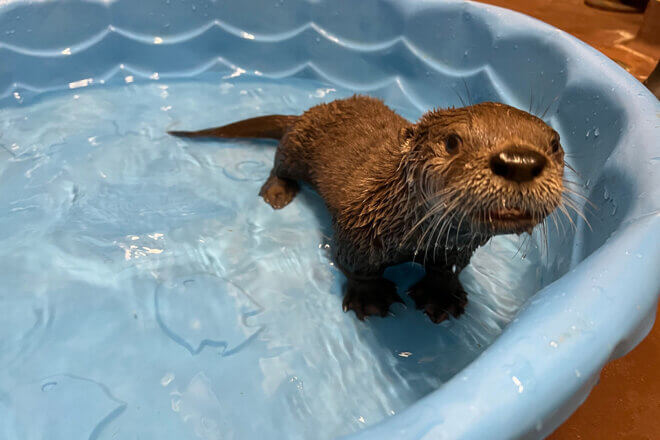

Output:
xmin=407 ymin=275 xmax=468 ymax=324
xmin=342 ymin=277 xmax=402 ymax=320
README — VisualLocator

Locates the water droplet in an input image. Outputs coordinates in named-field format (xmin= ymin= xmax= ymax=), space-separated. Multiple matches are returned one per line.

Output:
xmin=585 ymin=130 xmax=590 ymax=139
xmin=594 ymin=128 xmax=599 ymax=137
xmin=549 ymin=340 xmax=558 ymax=348
xmin=160 ymin=372 xmax=175 ymax=387
xmin=512 ymin=376 xmax=524 ymax=393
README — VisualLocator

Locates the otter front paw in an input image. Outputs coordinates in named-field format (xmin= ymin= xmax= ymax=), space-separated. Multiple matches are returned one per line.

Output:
xmin=408 ymin=276 xmax=467 ymax=324
xmin=259 ymin=173 xmax=299 ymax=209
xmin=342 ymin=278 xmax=403 ymax=321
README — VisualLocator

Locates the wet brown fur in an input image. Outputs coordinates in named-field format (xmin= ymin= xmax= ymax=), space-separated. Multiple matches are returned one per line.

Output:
xmin=169 ymin=95 xmax=565 ymax=322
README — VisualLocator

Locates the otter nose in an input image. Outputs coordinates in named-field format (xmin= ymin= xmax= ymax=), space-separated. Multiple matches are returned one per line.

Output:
xmin=489 ymin=147 xmax=547 ymax=183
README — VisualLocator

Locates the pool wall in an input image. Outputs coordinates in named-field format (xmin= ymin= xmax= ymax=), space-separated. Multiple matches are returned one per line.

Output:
xmin=1 ymin=1 xmax=658 ymax=439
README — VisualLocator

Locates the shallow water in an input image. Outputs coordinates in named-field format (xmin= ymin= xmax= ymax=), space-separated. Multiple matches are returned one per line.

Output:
xmin=0 ymin=74 xmax=545 ymax=439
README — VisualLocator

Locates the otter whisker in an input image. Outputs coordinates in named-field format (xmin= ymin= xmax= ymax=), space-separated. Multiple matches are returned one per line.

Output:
xmin=454 ymin=204 xmax=472 ymax=247
xmin=541 ymin=216 xmax=549 ymax=260
xmin=562 ymin=187 xmax=597 ymax=211
xmin=421 ymin=207 xmax=444 ymax=264
xmin=424 ymin=205 xmax=456 ymax=265
xmin=416 ymin=192 xmax=464 ymax=253
xmin=557 ymin=201 xmax=578 ymax=232
xmin=557 ymin=210 xmax=568 ymax=236
xmin=562 ymin=196 xmax=592 ymax=231
xmin=468 ymin=208 xmax=486 ymax=254
xmin=562 ymin=179 xmax=588 ymax=187
xmin=407 ymin=184 xmax=461 ymax=230
xmin=452 ymin=86 xmax=467 ymax=108
xmin=443 ymin=210 xmax=463 ymax=263
xmin=412 ymin=199 xmax=453 ymax=256
xmin=540 ymin=96 xmax=560 ymax=120
xmin=434 ymin=200 xmax=463 ymax=253
xmin=563 ymin=161 xmax=581 ymax=178
xmin=462 ymin=78 xmax=473 ymax=106
xmin=406 ymin=193 xmax=456 ymax=244
xmin=548 ymin=208 xmax=562 ymax=236
xmin=513 ymin=227 xmax=530 ymax=259
xmin=424 ymin=190 xmax=467 ymax=254
xmin=534 ymin=77 xmax=547 ymax=117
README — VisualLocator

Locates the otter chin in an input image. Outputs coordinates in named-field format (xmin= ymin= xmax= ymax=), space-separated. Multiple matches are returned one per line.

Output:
xmin=480 ymin=208 xmax=537 ymax=233
xmin=169 ymin=96 xmax=566 ymax=323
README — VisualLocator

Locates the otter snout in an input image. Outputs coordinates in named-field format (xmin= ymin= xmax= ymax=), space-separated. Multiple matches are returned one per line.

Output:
xmin=489 ymin=147 xmax=547 ymax=183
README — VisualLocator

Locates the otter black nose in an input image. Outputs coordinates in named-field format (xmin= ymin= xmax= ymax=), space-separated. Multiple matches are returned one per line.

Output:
xmin=489 ymin=147 xmax=547 ymax=183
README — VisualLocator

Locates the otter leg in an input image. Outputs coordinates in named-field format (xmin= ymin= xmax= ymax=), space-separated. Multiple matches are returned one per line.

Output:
xmin=259 ymin=170 xmax=299 ymax=209
xmin=333 ymin=227 xmax=403 ymax=320
xmin=408 ymin=265 xmax=467 ymax=324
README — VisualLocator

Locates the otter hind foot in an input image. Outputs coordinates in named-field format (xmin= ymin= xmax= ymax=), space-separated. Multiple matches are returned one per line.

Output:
xmin=408 ymin=273 xmax=467 ymax=324
xmin=342 ymin=278 xmax=403 ymax=321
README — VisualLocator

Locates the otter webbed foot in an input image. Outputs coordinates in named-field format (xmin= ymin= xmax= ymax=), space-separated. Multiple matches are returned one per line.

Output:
xmin=342 ymin=277 xmax=403 ymax=321
xmin=408 ymin=269 xmax=467 ymax=324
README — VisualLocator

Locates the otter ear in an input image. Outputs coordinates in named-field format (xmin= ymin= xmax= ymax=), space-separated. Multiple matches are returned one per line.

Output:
xmin=399 ymin=126 xmax=415 ymax=144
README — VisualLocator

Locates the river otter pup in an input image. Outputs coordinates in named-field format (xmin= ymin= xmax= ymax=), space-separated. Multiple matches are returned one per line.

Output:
xmin=169 ymin=96 xmax=564 ymax=323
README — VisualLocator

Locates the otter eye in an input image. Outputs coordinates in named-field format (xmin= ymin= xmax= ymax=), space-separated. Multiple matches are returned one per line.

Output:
xmin=444 ymin=134 xmax=462 ymax=154
xmin=550 ymin=137 xmax=560 ymax=153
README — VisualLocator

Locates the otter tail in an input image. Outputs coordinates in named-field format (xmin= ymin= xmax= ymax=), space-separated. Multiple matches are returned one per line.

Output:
xmin=168 ymin=115 xmax=297 ymax=140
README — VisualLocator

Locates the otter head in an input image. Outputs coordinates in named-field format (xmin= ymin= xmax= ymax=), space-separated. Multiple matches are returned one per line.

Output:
xmin=402 ymin=102 xmax=564 ymax=236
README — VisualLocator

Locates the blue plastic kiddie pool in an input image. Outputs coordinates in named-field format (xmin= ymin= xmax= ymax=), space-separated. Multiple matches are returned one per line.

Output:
xmin=0 ymin=1 xmax=658 ymax=439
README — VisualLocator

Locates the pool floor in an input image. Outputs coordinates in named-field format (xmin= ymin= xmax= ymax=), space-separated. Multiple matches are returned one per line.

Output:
xmin=0 ymin=75 xmax=546 ymax=439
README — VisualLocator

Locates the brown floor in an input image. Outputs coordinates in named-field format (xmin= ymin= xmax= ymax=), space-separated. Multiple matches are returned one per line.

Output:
xmin=477 ymin=0 xmax=658 ymax=81
xmin=549 ymin=306 xmax=660 ymax=439
xmin=473 ymin=1 xmax=660 ymax=439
